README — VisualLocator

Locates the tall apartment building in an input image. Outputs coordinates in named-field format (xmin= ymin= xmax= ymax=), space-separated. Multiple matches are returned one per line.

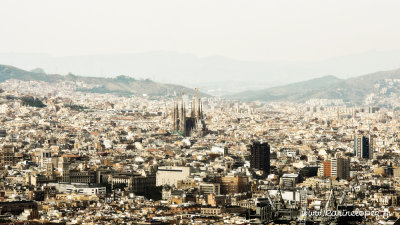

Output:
xmin=249 ymin=141 xmax=270 ymax=174
xmin=354 ymin=135 xmax=373 ymax=159
xmin=1 ymin=145 xmax=15 ymax=167
xmin=319 ymin=153 xmax=350 ymax=180
xmin=336 ymin=156 xmax=350 ymax=179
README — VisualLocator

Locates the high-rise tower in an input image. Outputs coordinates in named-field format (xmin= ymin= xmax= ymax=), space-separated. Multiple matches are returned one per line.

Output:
xmin=354 ymin=135 xmax=373 ymax=159
xmin=249 ymin=141 xmax=270 ymax=174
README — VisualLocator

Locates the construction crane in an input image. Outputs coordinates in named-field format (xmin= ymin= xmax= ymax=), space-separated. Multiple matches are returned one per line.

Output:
xmin=320 ymin=188 xmax=338 ymax=224
xmin=265 ymin=189 xmax=277 ymax=211
xmin=339 ymin=190 xmax=348 ymax=206
xmin=277 ymin=188 xmax=287 ymax=209
xmin=324 ymin=188 xmax=336 ymax=213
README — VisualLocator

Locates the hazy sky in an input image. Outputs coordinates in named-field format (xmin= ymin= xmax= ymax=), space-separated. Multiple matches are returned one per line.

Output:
xmin=1 ymin=0 xmax=400 ymax=61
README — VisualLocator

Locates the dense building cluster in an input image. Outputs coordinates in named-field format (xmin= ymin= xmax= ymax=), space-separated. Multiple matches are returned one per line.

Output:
xmin=0 ymin=79 xmax=399 ymax=224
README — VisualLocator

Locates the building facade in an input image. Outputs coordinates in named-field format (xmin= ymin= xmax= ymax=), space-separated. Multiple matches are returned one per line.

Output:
xmin=354 ymin=135 xmax=373 ymax=159
xmin=156 ymin=166 xmax=192 ymax=187
xmin=217 ymin=175 xmax=249 ymax=194
xmin=250 ymin=141 xmax=270 ymax=174
xmin=319 ymin=153 xmax=350 ymax=180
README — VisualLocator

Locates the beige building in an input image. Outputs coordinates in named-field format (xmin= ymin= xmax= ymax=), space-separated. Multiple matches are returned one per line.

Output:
xmin=156 ymin=166 xmax=191 ymax=187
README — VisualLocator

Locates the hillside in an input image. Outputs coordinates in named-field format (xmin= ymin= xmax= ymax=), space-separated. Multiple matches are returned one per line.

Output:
xmin=230 ymin=68 xmax=400 ymax=106
xmin=0 ymin=64 xmax=207 ymax=97
xmin=230 ymin=75 xmax=343 ymax=102
xmin=3 ymin=50 xmax=400 ymax=95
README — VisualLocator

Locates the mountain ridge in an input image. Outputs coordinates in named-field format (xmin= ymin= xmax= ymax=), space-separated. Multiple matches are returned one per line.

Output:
xmin=2 ymin=50 xmax=400 ymax=95
xmin=229 ymin=68 xmax=400 ymax=105
xmin=0 ymin=64 xmax=209 ymax=97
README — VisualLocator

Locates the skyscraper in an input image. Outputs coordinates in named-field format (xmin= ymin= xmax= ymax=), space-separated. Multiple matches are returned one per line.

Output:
xmin=336 ymin=156 xmax=350 ymax=180
xmin=354 ymin=135 xmax=373 ymax=159
xmin=250 ymin=141 xmax=270 ymax=174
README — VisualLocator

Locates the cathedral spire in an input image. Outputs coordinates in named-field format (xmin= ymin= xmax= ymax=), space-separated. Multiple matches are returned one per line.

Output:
xmin=200 ymin=101 xmax=203 ymax=119
xmin=171 ymin=88 xmax=205 ymax=137
xmin=173 ymin=97 xmax=179 ymax=131
xmin=194 ymin=88 xmax=200 ymax=119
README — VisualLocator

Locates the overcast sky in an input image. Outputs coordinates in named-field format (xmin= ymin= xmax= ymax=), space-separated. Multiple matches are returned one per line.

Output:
xmin=1 ymin=0 xmax=400 ymax=62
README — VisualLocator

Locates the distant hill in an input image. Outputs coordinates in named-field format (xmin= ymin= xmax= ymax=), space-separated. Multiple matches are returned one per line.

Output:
xmin=2 ymin=50 xmax=400 ymax=95
xmin=0 ymin=64 xmax=208 ymax=97
xmin=30 ymin=68 xmax=46 ymax=74
xmin=229 ymin=75 xmax=343 ymax=102
xmin=230 ymin=68 xmax=400 ymax=105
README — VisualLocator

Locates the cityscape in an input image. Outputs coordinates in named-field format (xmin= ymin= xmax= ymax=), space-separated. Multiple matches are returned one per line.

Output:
xmin=2 ymin=1 xmax=400 ymax=224
xmin=0 ymin=76 xmax=400 ymax=224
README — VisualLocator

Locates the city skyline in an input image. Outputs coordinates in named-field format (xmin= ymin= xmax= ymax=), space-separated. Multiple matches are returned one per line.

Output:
xmin=1 ymin=1 xmax=400 ymax=224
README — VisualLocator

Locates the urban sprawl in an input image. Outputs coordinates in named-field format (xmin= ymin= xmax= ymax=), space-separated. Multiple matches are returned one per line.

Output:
xmin=0 ymin=79 xmax=399 ymax=225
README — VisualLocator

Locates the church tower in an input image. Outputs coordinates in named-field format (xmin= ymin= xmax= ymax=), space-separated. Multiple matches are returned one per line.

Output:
xmin=170 ymin=89 xmax=206 ymax=137
xmin=194 ymin=88 xmax=200 ymax=119
xmin=171 ymin=98 xmax=179 ymax=132
xmin=179 ymin=94 xmax=186 ymax=135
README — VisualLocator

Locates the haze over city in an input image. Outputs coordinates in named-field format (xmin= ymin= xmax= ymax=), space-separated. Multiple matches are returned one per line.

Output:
xmin=2 ymin=0 xmax=400 ymax=92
